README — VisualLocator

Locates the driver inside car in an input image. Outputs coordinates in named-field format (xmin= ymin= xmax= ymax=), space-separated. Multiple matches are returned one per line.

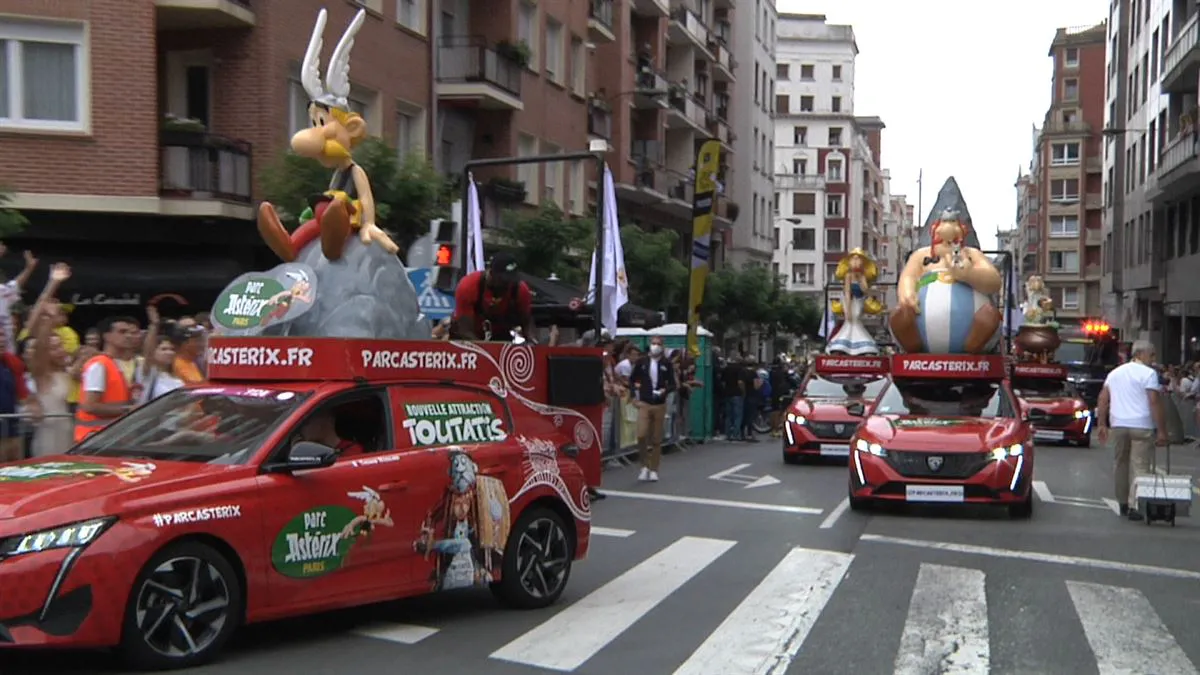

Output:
xmin=295 ymin=409 xmax=363 ymax=457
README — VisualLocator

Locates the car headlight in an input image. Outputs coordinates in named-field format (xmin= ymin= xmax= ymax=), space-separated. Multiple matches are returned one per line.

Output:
xmin=989 ymin=444 xmax=1024 ymax=461
xmin=787 ymin=413 xmax=807 ymax=425
xmin=855 ymin=438 xmax=887 ymax=456
xmin=0 ymin=517 xmax=115 ymax=557
xmin=1074 ymin=409 xmax=1090 ymax=419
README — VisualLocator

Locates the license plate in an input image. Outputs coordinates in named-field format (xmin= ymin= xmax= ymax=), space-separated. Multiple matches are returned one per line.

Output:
xmin=905 ymin=485 xmax=964 ymax=502
xmin=1035 ymin=430 xmax=1064 ymax=441
xmin=819 ymin=444 xmax=850 ymax=456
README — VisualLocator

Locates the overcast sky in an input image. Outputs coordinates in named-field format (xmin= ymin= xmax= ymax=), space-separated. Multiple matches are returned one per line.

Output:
xmin=778 ymin=0 xmax=1107 ymax=250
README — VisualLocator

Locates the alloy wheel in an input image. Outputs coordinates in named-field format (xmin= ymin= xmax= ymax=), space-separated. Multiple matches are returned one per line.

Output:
xmin=515 ymin=517 xmax=570 ymax=599
xmin=133 ymin=556 xmax=231 ymax=658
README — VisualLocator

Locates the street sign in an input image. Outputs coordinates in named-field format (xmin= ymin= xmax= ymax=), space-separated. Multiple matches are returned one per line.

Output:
xmin=406 ymin=267 xmax=455 ymax=321
xmin=708 ymin=463 xmax=781 ymax=489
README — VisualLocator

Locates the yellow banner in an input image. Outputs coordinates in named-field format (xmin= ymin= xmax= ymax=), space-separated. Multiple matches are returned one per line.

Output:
xmin=686 ymin=140 xmax=721 ymax=357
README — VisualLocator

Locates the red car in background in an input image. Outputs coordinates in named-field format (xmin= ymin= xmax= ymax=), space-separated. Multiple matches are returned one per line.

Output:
xmin=0 ymin=337 xmax=602 ymax=670
xmin=783 ymin=355 xmax=890 ymax=464
xmin=1011 ymin=363 xmax=1093 ymax=447
xmin=847 ymin=354 xmax=1046 ymax=518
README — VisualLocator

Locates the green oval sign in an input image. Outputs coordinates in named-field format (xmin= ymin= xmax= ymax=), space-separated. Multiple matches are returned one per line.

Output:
xmin=271 ymin=505 xmax=360 ymax=579
xmin=212 ymin=263 xmax=317 ymax=334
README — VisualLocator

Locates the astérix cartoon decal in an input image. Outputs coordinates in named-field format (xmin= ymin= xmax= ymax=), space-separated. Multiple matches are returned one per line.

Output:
xmin=891 ymin=418 xmax=968 ymax=428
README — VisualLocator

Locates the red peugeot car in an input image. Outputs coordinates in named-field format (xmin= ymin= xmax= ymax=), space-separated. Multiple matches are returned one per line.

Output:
xmin=1011 ymin=363 xmax=1093 ymax=447
xmin=0 ymin=337 xmax=603 ymax=670
xmin=847 ymin=354 xmax=1045 ymax=518
xmin=783 ymin=355 xmax=890 ymax=464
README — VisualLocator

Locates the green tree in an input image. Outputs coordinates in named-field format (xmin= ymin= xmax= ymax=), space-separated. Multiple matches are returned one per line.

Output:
xmin=258 ymin=138 xmax=448 ymax=252
xmin=0 ymin=188 xmax=29 ymax=237
xmin=620 ymin=225 xmax=688 ymax=315
xmin=498 ymin=201 xmax=592 ymax=285
xmin=701 ymin=264 xmax=820 ymax=340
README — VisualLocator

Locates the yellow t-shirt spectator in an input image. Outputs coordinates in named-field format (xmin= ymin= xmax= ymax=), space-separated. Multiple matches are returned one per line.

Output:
xmin=173 ymin=357 xmax=204 ymax=384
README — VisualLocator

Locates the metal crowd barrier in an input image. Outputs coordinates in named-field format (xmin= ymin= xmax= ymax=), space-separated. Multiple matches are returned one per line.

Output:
xmin=600 ymin=393 xmax=686 ymax=464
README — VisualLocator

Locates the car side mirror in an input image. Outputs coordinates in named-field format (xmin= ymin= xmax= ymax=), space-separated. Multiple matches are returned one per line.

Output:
xmin=845 ymin=402 xmax=866 ymax=417
xmin=1025 ymin=408 xmax=1051 ymax=424
xmin=267 ymin=441 xmax=338 ymax=473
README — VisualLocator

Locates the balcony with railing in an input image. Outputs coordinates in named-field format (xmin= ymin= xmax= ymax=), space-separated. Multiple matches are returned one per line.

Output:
xmin=436 ymin=36 xmax=524 ymax=110
xmin=1084 ymin=193 xmax=1103 ymax=210
xmin=668 ymin=7 xmax=711 ymax=54
xmin=1085 ymin=155 xmax=1102 ymax=173
xmin=1043 ymin=119 xmax=1091 ymax=136
xmin=774 ymin=173 xmax=826 ymax=190
xmin=633 ymin=68 xmax=670 ymax=107
xmin=1085 ymin=228 xmax=1102 ymax=246
xmin=708 ymin=39 xmax=734 ymax=81
xmin=706 ymin=111 xmax=730 ymax=145
xmin=1162 ymin=12 xmax=1200 ymax=94
xmin=588 ymin=0 xmax=616 ymax=43
xmin=155 ymin=0 xmax=254 ymax=29
xmin=587 ymin=98 xmax=612 ymax=140
xmin=666 ymin=86 xmax=708 ymax=132
xmin=160 ymin=130 xmax=252 ymax=204
xmin=1157 ymin=133 xmax=1200 ymax=191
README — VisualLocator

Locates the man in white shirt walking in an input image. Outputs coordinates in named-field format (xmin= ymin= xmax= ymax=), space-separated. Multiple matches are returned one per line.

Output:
xmin=1096 ymin=340 xmax=1168 ymax=521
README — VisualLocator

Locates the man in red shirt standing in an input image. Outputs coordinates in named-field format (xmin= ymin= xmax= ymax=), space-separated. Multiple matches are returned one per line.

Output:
xmin=452 ymin=252 xmax=535 ymax=342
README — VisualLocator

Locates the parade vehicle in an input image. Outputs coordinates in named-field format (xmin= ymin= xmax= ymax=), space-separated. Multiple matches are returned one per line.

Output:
xmin=0 ymin=336 xmax=604 ymax=669
xmin=846 ymin=353 xmax=1045 ymax=518
xmin=782 ymin=355 xmax=890 ymax=464
xmin=1057 ymin=321 xmax=1121 ymax=407
xmin=1010 ymin=362 xmax=1093 ymax=447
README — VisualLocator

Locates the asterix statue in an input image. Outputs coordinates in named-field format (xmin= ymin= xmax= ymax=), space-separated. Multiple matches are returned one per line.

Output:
xmin=256 ymin=8 xmax=399 ymax=263
xmin=1021 ymin=275 xmax=1052 ymax=325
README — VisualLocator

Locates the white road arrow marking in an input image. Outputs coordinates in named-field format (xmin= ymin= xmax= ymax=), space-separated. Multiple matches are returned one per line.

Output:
xmin=1036 ymin=481 xmax=1120 ymax=511
xmin=708 ymin=463 xmax=781 ymax=489
xmin=1032 ymin=480 xmax=1055 ymax=502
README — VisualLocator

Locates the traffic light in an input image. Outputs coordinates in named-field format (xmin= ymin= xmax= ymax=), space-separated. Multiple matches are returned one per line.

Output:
xmin=428 ymin=219 xmax=461 ymax=291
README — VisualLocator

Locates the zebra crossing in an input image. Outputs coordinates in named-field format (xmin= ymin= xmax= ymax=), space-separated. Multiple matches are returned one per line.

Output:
xmin=351 ymin=534 xmax=1200 ymax=675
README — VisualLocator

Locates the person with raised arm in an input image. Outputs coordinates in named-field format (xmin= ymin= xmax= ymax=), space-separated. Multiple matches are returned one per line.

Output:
xmin=25 ymin=264 xmax=73 ymax=456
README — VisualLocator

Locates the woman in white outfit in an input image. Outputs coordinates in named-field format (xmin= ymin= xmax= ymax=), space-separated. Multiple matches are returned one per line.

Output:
xmin=827 ymin=248 xmax=883 ymax=356
xmin=137 ymin=305 xmax=185 ymax=404
xmin=27 ymin=264 xmax=74 ymax=457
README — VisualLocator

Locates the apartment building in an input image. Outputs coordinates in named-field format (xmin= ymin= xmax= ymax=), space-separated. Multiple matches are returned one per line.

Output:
xmin=0 ymin=0 xmax=595 ymax=307
xmin=1024 ymin=23 xmax=1106 ymax=326
xmin=1102 ymin=0 xmax=1200 ymax=360
xmin=1014 ymin=158 xmax=1039 ymax=282
xmin=770 ymin=14 xmax=888 ymax=301
xmin=882 ymin=188 xmax=913 ymax=285
xmin=725 ymin=0 xmax=777 ymax=267
xmin=597 ymin=0 xmax=737 ymax=265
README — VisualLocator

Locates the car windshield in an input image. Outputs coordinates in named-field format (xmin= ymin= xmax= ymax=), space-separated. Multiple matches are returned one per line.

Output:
xmin=1014 ymin=380 xmax=1076 ymax=398
xmin=70 ymin=387 xmax=309 ymax=464
xmin=1058 ymin=340 xmax=1119 ymax=367
xmin=875 ymin=380 xmax=1014 ymax=418
xmin=801 ymin=375 xmax=888 ymax=400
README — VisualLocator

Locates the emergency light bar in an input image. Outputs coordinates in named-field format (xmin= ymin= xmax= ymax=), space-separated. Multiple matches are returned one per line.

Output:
xmin=1010 ymin=363 xmax=1068 ymax=379
xmin=890 ymin=354 xmax=1007 ymax=380
xmin=813 ymin=355 xmax=889 ymax=375
xmin=1082 ymin=321 xmax=1111 ymax=335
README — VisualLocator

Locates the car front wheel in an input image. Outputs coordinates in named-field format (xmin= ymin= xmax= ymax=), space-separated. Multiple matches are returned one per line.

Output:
xmin=119 ymin=540 xmax=242 ymax=671
xmin=492 ymin=506 xmax=574 ymax=610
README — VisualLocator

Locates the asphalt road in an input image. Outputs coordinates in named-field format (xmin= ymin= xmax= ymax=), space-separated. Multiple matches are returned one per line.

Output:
xmin=5 ymin=436 xmax=1200 ymax=675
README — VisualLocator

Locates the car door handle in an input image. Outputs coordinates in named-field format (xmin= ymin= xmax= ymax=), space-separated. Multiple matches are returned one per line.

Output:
xmin=380 ymin=481 xmax=409 ymax=492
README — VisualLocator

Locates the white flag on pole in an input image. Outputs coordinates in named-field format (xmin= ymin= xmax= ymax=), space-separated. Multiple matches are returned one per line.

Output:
xmin=587 ymin=164 xmax=629 ymax=335
xmin=466 ymin=173 xmax=485 ymax=274
xmin=817 ymin=300 xmax=836 ymax=340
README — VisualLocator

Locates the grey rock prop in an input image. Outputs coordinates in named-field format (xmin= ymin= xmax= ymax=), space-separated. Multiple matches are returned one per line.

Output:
xmin=915 ymin=177 xmax=981 ymax=249
xmin=262 ymin=237 xmax=431 ymax=340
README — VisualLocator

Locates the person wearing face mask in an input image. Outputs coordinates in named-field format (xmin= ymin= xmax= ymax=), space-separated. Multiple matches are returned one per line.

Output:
xmin=629 ymin=336 xmax=676 ymax=481
xmin=451 ymin=252 xmax=535 ymax=342
xmin=1096 ymin=340 xmax=1169 ymax=521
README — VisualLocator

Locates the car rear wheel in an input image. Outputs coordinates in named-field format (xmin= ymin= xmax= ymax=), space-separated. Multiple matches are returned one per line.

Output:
xmin=492 ymin=506 xmax=574 ymax=610
xmin=1009 ymin=491 xmax=1034 ymax=519
xmin=119 ymin=541 xmax=242 ymax=671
